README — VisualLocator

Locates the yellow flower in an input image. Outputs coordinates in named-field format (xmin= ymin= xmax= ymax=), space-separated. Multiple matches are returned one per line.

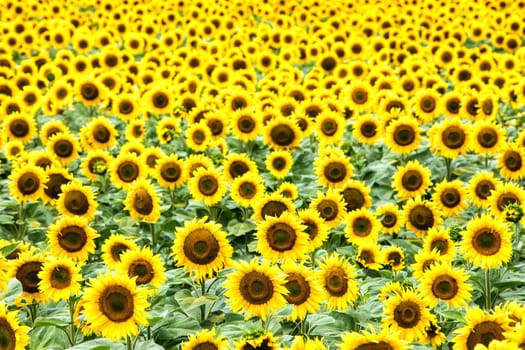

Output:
xmin=338 ymin=328 xmax=407 ymax=350
xmin=469 ymin=120 xmax=507 ymax=155
xmin=123 ymin=178 xmax=161 ymax=223
xmin=422 ymin=227 xmax=456 ymax=260
xmin=384 ymin=116 xmax=421 ymax=155
xmin=375 ymin=203 xmax=404 ymax=235
xmin=265 ymin=150 xmax=294 ymax=179
xmin=117 ymin=246 xmax=166 ymax=288
xmin=187 ymin=166 xmax=227 ymax=206
xmin=222 ymin=152 xmax=258 ymax=183
xmin=338 ymin=179 xmax=372 ymax=212
xmin=264 ymin=116 xmax=302 ymax=150
xmin=344 ymin=208 xmax=380 ymax=246
xmin=46 ymin=132 xmax=81 ymax=165
xmin=38 ymin=257 xmax=82 ymax=302
xmin=172 ymin=217 xmax=233 ymax=279
xmin=317 ymin=253 xmax=359 ymax=311
xmin=428 ymin=118 xmax=470 ymax=159
xmin=230 ymin=172 xmax=266 ymax=208
xmin=12 ymin=251 xmax=45 ymax=304
xmin=186 ymin=122 xmax=212 ymax=152
xmin=0 ymin=301 xmax=30 ymax=350
xmin=310 ymin=190 xmax=346 ymax=228
xmin=431 ymin=179 xmax=468 ymax=217
xmin=281 ymin=262 xmax=324 ymax=321
xmin=224 ymin=258 xmax=288 ymax=320
xmin=109 ymin=152 xmax=146 ymax=190
xmin=230 ymin=108 xmax=262 ymax=142
xmin=314 ymin=151 xmax=353 ymax=189
xmin=452 ymin=307 xmax=510 ymax=350
xmin=497 ymin=145 xmax=525 ymax=180
xmin=47 ymin=215 xmax=99 ymax=263
xmin=418 ymin=261 xmax=472 ymax=308
xmin=101 ymin=234 xmax=139 ymax=269
xmin=79 ymin=116 xmax=118 ymax=151
xmin=467 ymin=171 xmax=502 ymax=208
xmin=81 ymin=273 xmax=149 ymax=341
xmin=3 ymin=112 xmax=37 ymax=144
xmin=352 ymin=114 xmax=381 ymax=145
xmin=56 ymin=181 xmax=98 ymax=221
xmin=181 ymin=328 xmax=229 ymax=350
xmin=403 ymin=198 xmax=442 ymax=237
xmin=8 ymin=163 xmax=47 ymax=202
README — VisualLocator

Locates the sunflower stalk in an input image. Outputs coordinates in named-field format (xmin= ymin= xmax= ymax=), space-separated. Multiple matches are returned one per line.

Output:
xmin=199 ymin=277 xmax=206 ymax=322
xmin=16 ymin=201 xmax=26 ymax=241
xmin=126 ymin=336 xmax=132 ymax=350
xmin=484 ymin=268 xmax=492 ymax=310
xmin=444 ymin=157 xmax=453 ymax=180
xmin=68 ymin=297 xmax=78 ymax=346
xmin=27 ymin=303 xmax=38 ymax=326
xmin=149 ymin=223 xmax=157 ymax=251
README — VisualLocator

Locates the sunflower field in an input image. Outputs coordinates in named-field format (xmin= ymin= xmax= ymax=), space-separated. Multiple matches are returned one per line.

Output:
xmin=1 ymin=0 xmax=525 ymax=349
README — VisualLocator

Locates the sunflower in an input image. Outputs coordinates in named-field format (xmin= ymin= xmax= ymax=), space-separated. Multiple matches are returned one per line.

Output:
xmin=488 ymin=182 xmax=525 ymax=219
xmin=338 ymin=328 xmax=407 ymax=350
xmin=152 ymin=154 xmax=185 ymax=189
xmin=422 ymin=227 xmax=456 ymax=260
xmin=467 ymin=171 xmax=502 ymax=208
xmin=352 ymin=114 xmax=382 ymax=145
xmin=172 ymin=217 xmax=233 ymax=278
xmin=337 ymin=179 xmax=372 ymax=212
xmin=223 ymin=153 xmax=258 ymax=183
xmin=281 ymin=262 xmax=323 ymax=320
xmin=230 ymin=108 xmax=262 ymax=142
xmin=186 ymin=122 xmax=212 ymax=152
xmin=8 ymin=163 xmax=47 ymax=202
xmin=428 ymin=118 xmax=470 ymax=159
xmin=81 ymin=273 xmax=149 ymax=341
xmin=497 ymin=145 xmax=525 ymax=180
xmin=80 ymin=149 xmax=112 ymax=182
xmin=392 ymin=160 xmax=432 ymax=200
xmin=314 ymin=152 xmax=353 ymax=189
xmin=418 ymin=261 xmax=472 ymax=308
xmin=315 ymin=110 xmax=346 ymax=145
xmin=75 ymin=76 xmax=108 ymax=106
xmin=13 ymin=251 xmax=45 ymax=304
xmin=4 ymin=112 xmax=36 ymax=143
xmin=47 ymin=215 xmax=99 ymax=262
xmin=310 ymin=190 xmax=346 ymax=229
xmin=39 ymin=119 xmax=69 ymax=145
xmin=37 ymin=257 xmax=82 ymax=302
xmin=101 ymin=234 xmax=139 ymax=269
xmin=345 ymin=80 xmax=372 ymax=112
xmin=412 ymin=89 xmax=440 ymax=122
xmin=230 ymin=172 xmax=266 ymax=208
xmin=264 ymin=116 xmax=302 ymax=150
xmin=185 ymin=154 xmax=214 ymax=178
xmin=432 ymin=179 xmax=468 ymax=217
xmin=187 ymin=166 xmax=227 ymax=206
xmin=384 ymin=116 xmax=421 ymax=155
xmin=79 ymin=116 xmax=118 ymax=151
xmin=0 ymin=302 xmax=30 ymax=350
xmin=403 ymin=198 xmax=442 ymax=237
xmin=382 ymin=246 xmax=405 ymax=272
xmin=356 ymin=242 xmax=383 ymax=271
xmin=56 ymin=181 xmax=98 ymax=221
xmin=459 ymin=214 xmax=512 ymax=269
xmin=375 ymin=203 xmax=404 ymax=235
xmin=125 ymin=119 xmax=146 ymax=142
xmin=290 ymin=336 xmax=328 ymax=350
xmin=28 ymin=150 xmax=60 ymax=170
xmin=256 ymin=211 xmax=309 ymax=262
xmin=117 ymin=246 xmax=166 ymax=288
xmin=4 ymin=140 xmax=25 ymax=161
xmin=469 ymin=120 xmax=507 ymax=155
xmin=224 ymin=258 xmax=288 ymax=320
xmin=46 ymin=132 xmax=81 ymax=164
xmin=121 ymin=141 xmax=145 ymax=158
xmin=344 ymin=208 xmax=380 ymax=246
xmin=265 ymin=150 xmax=294 ymax=179
xmin=317 ymin=253 xmax=359 ymax=311
xmin=112 ymin=93 xmax=142 ymax=120
xmin=181 ymin=328 xmax=229 ymax=350
xmin=382 ymin=288 xmax=434 ymax=342
xmin=142 ymin=85 xmax=175 ymax=115
xmin=234 ymin=331 xmax=279 ymax=350
xmin=123 ymin=178 xmax=161 ymax=223
xmin=452 ymin=307 xmax=510 ymax=350
xmin=109 ymin=152 xmax=146 ymax=190
xmin=252 ymin=193 xmax=295 ymax=223
xmin=204 ymin=111 xmax=229 ymax=141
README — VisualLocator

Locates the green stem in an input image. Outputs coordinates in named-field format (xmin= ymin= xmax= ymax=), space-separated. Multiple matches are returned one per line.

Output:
xmin=444 ymin=157 xmax=452 ymax=180
xmin=484 ymin=155 xmax=489 ymax=170
xmin=484 ymin=268 xmax=492 ymax=310
xmin=68 ymin=298 xmax=78 ymax=346
xmin=200 ymin=277 xmax=206 ymax=322
xmin=300 ymin=313 xmax=308 ymax=335
xmin=149 ymin=223 xmax=157 ymax=251
xmin=147 ymin=326 xmax=151 ymax=340
xmin=126 ymin=336 xmax=132 ymax=350
xmin=27 ymin=303 xmax=38 ymax=326
xmin=16 ymin=202 xmax=25 ymax=241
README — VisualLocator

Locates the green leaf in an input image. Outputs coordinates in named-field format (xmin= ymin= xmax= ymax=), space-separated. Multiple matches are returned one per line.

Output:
xmin=134 ymin=339 xmax=164 ymax=350
xmin=0 ymin=214 xmax=14 ymax=224
xmin=68 ymin=338 xmax=124 ymax=350
xmin=33 ymin=317 xmax=69 ymax=329
xmin=0 ymin=242 xmax=19 ymax=258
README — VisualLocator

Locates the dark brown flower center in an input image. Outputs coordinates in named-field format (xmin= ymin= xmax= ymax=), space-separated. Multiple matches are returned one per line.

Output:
xmin=466 ymin=321 xmax=505 ymax=350
xmin=81 ymin=83 xmax=99 ymax=101
xmin=64 ymin=190 xmax=90 ymax=215
xmin=183 ymin=229 xmax=220 ymax=265
xmin=59 ymin=225 xmax=88 ymax=252
xmin=110 ymin=243 xmax=129 ymax=263
xmin=271 ymin=156 xmax=287 ymax=171
xmin=239 ymin=271 xmax=274 ymax=305
xmin=261 ymin=200 xmax=288 ymax=220
xmin=54 ymin=138 xmax=74 ymax=158
xmin=50 ymin=266 xmax=72 ymax=289
xmin=316 ymin=199 xmax=339 ymax=221
xmin=401 ymin=170 xmax=423 ymax=191
xmin=324 ymin=266 xmax=348 ymax=297
xmin=387 ymin=251 xmax=403 ymax=267
xmin=44 ymin=173 xmax=70 ymax=200
xmin=481 ymin=100 xmax=493 ymax=116
xmin=160 ymin=162 xmax=181 ymax=183
xmin=430 ymin=239 xmax=449 ymax=255
xmin=353 ymin=217 xmax=372 ymax=237
xmin=408 ymin=204 xmax=434 ymax=231
xmin=16 ymin=261 xmax=43 ymax=293
xmin=440 ymin=187 xmax=461 ymax=208
xmin=17 ymin=171 xmax=40 ymax=195
xmin=229 ymin=161 xmax=249 ymax=179
xmin=342 ymin=187 xmax=365 ymax=211
xmin=422 ymin=259 xmax=437 ymax=273
xmin=266 ymin=222 xmax=296 ymax=252
xmin=198 ymin=175 xmax=219 ymax=196
xmin=119 ymin=100 xmax=133 ymax=114
xmin=355 ymin=342 xmax=394 ymax=350
xmin=321 ymin=56 xmax=337 ymax=71
xmin=474 ymin=180 xmax=495 ymax=200
xmin=9 ymin=118 xmax=29 ymax=137
xmin=321 ymin=119 xmax=338 ymax=136
xmin=207 ymin=118 xmax=224 ymax=136
xmin=152 ymin=92 xmax=169 ymax=109
xmin=393 ymin=124 xmax=416 ymax=146
xmin=420 ymin=96 xmax=436 ymax=113
xmin=237 ymin=116 xmax=256 ymax=133
xmin=99 ymin=285 xmax=134 ymax=322
xmin=118 ymin=161 xmax=139 ymax=183
xmin=128 ymin=259 xmax=154 ymax=285
xmin=393 ymin=300 xmax=421 ymax=328
xmin=93 ymin=124 xmax=110 ymax=143
xmin=381 ymin=212 xmax=397 ymax=228
xmin=323 ymin=161 xmax=347 ymax=183
xmin=360 ymin=121 xmax=377 ymax=137
xmin=497 ymin=192 xmax=520 ymax=212
xmin=503 ymin=150 xmax=522 ymax=171
xmin=194 ymin=342 xmax=218 ymax=350
xmin=431 ymin=274 xmax=458 ymax=300
xmin=238 ymin=181 xmax=257 ymax=199
xmin=442 ymin=125 xmax=466 ymax=149
xmin=284 ymin=272 xmax=310 ymax=305
xmin=352 ymin=88 xmax=368 ymax=105
xmin=477 ymin=127 xmax=498 ymax=148
xmin=445 ymin=98 xmax=461 ymax=114
xmin=132 ymin=188 xmax=153 ymax=215
xmin=270 ymin=124 xmax=296 ymax=147
xmin=472 ymin=228 xmax=501 ymax=256
xmin=303 ymin=219 xmax=319 ymax=241
xmin=0 ymin=317 xmax=16 ymax=350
